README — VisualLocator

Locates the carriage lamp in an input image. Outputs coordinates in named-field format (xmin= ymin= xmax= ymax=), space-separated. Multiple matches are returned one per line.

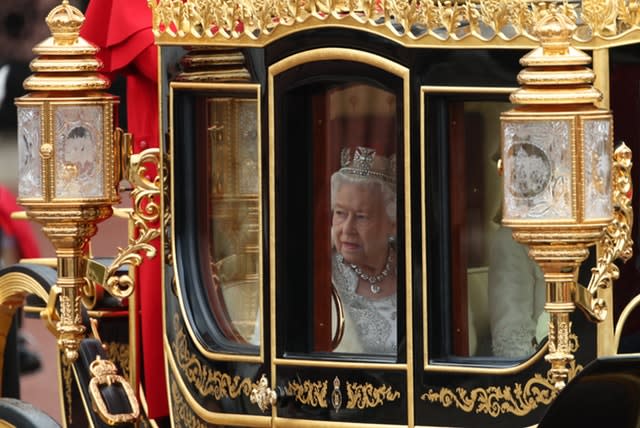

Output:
xmin=14 ymin=0 xmax=121 ymax=362
xmin=501 ymin=10 xmax=633 ymax=390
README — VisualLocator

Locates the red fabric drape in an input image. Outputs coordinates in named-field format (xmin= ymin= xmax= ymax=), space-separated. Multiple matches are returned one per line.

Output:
xmin=81 ymin=0 xmax=167 ymax=419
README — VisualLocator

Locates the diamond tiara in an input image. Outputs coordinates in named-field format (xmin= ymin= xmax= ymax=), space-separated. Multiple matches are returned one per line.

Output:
xmin=339 ymin=147 xmax=396 ymax=184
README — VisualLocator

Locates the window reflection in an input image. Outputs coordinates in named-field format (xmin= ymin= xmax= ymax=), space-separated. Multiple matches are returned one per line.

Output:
xmin=207 ymin=97 xmax=260 ymax=345
xmin=321 ymin=84 xmax=399 ymax=355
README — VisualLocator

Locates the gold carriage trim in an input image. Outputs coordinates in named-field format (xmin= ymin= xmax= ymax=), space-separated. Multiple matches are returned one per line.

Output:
xmin=345 ymin=382 xmax=401 ymax=409
xmin=171 ymin=314 xmax=256 ymax=399
xmin=286 ymin=379 xmax=329 ymax=408
xmin=150 ymin=0 xmax=640 ymax=48
xmin=170 ymin=378 xmax=209 ymax=428
xmin=421 ymin=335 xmax=583 ymax=417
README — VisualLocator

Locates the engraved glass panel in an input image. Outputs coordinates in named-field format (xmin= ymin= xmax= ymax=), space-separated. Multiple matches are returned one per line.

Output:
xmin=503 ymin=120 xmax=573 ymax=220
xmin=583 ymin=118 xmax=612 ymax=220
xmin=208 ymin=97 xmax=260 ymax=345
xmin=17 ymin=106 xmax=42 ymax=199
xmin=54 ymin=105 xmax=104 ymax=198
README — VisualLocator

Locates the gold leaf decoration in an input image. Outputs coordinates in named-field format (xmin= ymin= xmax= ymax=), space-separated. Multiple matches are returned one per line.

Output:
xmin=582 ymin=0 xmax=618 ymax=36
xmin=171 ymin=314 xmax=256 ymax=399
xmin=286 ymin=379 xmax=329 ymax=408
xmin=421 ymin=361 xmax=582 ymax=416
xmin=170 ymin=378 xmax=209 ymax=428
xmin=617 ymin=0 xmax=640 ymax=28
xmin=345 ymin=382 xmax=401 ymax=409
xmin=149 ymin=0 xmax=640 ymax=44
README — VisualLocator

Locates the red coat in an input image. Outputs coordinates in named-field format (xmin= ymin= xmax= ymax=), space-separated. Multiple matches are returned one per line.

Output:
xmin=81 ymin=0 xmax=167 ymax=418
xmin=0 ymin=186 xmax=40 ymax=260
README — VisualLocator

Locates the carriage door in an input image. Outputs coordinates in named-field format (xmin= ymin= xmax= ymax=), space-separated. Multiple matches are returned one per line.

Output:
xmin=267 ymin=48 xmax=412 ymax=427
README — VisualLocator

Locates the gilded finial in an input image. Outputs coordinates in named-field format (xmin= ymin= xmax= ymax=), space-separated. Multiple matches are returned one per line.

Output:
xmin=533 ymin=7 xmax=577 ymax=55
xmin=24 ymin=0 xmax=110 ymax=92
xmin=46 ymin=0 xmax=85 ymax=46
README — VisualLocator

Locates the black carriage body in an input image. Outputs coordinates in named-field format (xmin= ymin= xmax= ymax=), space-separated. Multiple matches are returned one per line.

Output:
xmin=159 ymin=17 xmax=640 ymax=428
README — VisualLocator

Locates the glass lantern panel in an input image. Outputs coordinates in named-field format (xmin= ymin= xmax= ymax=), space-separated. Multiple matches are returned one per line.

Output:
xmin=17 ymin=106 xmax=42 ymax=199
xmin=583 ymin=118 xmax=612 ymax=220
xmin=54 ymin=105 xmax=104 ymax=198
xmin=503 ymin=119 xmax=573 ymax=220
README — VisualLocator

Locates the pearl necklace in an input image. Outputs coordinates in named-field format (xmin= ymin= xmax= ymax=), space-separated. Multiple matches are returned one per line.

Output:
xmin=349 ymin=251 xmax=393 ymax=294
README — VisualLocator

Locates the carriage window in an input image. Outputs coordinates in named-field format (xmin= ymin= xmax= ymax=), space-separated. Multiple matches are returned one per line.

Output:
xmin=447 ymin=100 xmax=547 ymax=360
xmin=207 ymin=97 xmax=261 ymax=345
xmin=275 ymin=76 xmax=402 ymax=357
xmin=327 ymin=85 xmax=398 ymax=355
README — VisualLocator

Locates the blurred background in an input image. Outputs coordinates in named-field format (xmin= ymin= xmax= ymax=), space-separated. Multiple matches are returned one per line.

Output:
xmin=0 ymin=0 xmax=128 ymax=423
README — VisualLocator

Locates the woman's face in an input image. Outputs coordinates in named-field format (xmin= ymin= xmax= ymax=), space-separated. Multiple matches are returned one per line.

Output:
xmin=332 ymin=182 xmax=396 ymax=270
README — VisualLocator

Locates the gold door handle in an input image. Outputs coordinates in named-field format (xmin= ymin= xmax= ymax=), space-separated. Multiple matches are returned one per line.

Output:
xmin=250 ymin=374 xmax=277 ymax=412
xmin=331 ymin=283 xmax=345 ymax=350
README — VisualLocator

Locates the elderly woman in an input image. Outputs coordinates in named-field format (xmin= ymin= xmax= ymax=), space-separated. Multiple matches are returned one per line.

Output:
xmin=331 ymin=147 xmax=397 ymax=354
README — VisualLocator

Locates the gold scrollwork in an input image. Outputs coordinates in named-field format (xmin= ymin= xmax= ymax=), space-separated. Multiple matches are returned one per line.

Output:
xmin=170 ymin=378 xmax=208 ymax=428
xmin=149 ymin=0 xmax=640 ymax=44
xmin=171 ymin=315 xmax=256 ymax=399
xmin=345 ymin=382 xmax=401 ymax=409
xmin=87 ymin=143 xmax=162 ymax=300
xmin=577 ymin=143 xmax=633 ymax=321
xmin=286 ymin=379 xmax=328 ymax=408
xmin=422 ymin=352 xmax=582 ymax=417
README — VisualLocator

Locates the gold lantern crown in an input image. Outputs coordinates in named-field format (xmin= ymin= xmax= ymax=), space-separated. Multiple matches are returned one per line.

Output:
xmin=510 ymin=10 xmax=602 ymax=107
xmin=23 ymin=0 xmax=109 ymax=92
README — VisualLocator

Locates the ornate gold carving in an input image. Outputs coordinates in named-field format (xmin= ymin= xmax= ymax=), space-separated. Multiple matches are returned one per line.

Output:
xmin=88 ymin=357 xmax=140 ymax=425
xmin=170 ymin=378 xmax=208 ymax=428
xmin=285 ymin=379 xmax=328 ymax=408
xmin=618 ymin=0 xmax=640 ymax=27
xmin=581 ymin=0 xmax=618 ymax=36
xmin=345 ymin=382 xmax=401 ymax=409
xmin=94 ymin=140 xmax=162 ymax=300
xmin=150 ymin=0 xmax=640 ymax=45
xmin=422 ymin=335 xmax=581 ymax=415
xmin=250 ymin=374 xmax=278 ymax=412
xmin=171 ymin=315 xmax=256 ymax=399
xmin=422 ymin=360 xmax=582 ymax=416
xmin=585 ymin=144 xmax=633 ymax=293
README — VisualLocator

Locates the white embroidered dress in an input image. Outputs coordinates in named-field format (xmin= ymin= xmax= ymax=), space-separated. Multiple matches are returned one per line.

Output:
xmin=488 ymin=226 xmax=546 ymax=358
xmin=332 ymin=253 xmax=397 ymax=354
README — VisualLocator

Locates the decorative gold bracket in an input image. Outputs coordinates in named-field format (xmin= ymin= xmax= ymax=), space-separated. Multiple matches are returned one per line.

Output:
xmin=85 ymin=129 xmax=161 ymax=300
xmin=575 ymin=143 xmax=633 ymax=322
xmin=88 ymin=356 xmax=140 ymax=425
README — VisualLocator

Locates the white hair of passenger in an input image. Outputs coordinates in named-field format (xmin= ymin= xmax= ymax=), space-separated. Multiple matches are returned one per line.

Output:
xmin=330 ymin=170 xmax=396 ymax=222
